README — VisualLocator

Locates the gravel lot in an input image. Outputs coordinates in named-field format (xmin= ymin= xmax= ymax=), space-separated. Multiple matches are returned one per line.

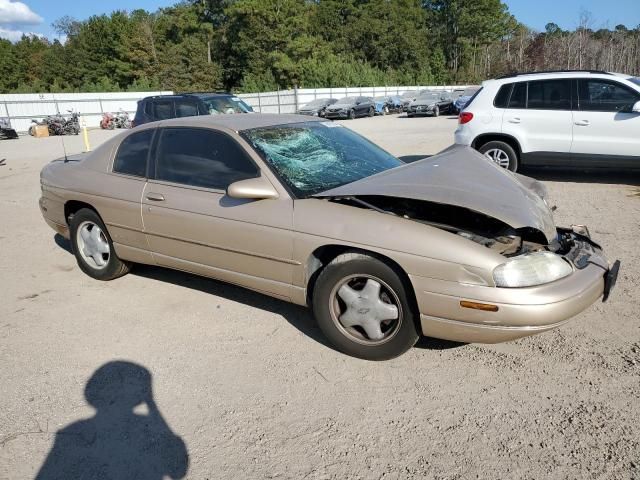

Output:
xmin=1 ymin=114 xmax=639 ymax=479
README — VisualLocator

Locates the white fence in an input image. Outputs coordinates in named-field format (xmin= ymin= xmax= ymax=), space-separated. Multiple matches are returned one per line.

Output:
xmin=0 ymin=91 xmax=172 ymax=133
xmin=1 ymin=86 xmax=469 ymax=132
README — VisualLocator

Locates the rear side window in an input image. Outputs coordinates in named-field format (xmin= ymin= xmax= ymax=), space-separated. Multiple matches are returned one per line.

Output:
xmin=494 ymin=84 xmax=512 ymax=108
xmin=175 ymin=100 xmax=199 ymax=118
xmin=508 ymin=82 xmax=527 ymax=109
xmin=113 ymin=130 xmax=153 ymax=177
xmin=527 ymin=79 xmax=571 ymax=110
xmin=578 ymin=79 xmax=640 ymax=112
xmin=152 ymin=100 xmax=174 ymax=120
xmin=155 ymin=128 xmax=259 ymax=190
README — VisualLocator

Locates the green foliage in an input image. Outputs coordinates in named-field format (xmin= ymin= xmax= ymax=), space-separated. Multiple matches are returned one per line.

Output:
xmin=0 ymin=0 xmax=637 ymax=94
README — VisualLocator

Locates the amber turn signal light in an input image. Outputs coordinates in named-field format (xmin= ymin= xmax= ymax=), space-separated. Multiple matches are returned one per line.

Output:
xmin=460 ymin=300 xmax=499 ymax=312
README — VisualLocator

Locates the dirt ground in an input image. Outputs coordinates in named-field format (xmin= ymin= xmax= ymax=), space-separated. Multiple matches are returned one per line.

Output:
xmin=1 ymin=115 xmax=639 ymax=479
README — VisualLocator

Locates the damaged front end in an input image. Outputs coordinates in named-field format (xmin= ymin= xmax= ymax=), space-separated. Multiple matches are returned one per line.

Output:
xmin=329 ymin=195 xmax=619 ymax=301
xmin=330 ymin=195 xmax=548 ymax=256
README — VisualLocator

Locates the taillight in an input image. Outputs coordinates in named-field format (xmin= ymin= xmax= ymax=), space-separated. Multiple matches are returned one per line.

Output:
xmin=459 ymin=112 xmax=474 ymax=124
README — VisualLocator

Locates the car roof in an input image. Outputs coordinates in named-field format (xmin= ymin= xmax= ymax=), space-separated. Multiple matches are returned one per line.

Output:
xmin=155 ymin=113 xmax=325 ymax=132
xmin=141 ymin=93 xmax=233 ymax=102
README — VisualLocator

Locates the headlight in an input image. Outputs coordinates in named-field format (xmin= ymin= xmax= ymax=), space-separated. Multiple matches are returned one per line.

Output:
xmin=493 ymin=251 xmax=573 ymax=287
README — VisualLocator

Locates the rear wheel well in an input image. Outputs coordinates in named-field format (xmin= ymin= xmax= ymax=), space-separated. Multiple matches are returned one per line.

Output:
xmin=64 ymin=200 xmax=99 ymax=225
xmin=473 ymin=134 xmax=521 ymax=159
xmin=305 ymin=245 xmax=419 ymax=319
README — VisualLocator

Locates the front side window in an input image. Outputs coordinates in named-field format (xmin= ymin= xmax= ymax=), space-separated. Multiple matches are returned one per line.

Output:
xmin=113 ymin=130 xmax=153 ymax=177
xmin=243 ymin=122 xmax=403 ymax=198
xmin=527 ymin=79 xmax=571 ymax=110
xmin=578 ymin=79 xmax=640 ymax=112
xmin=155 ymin=128 xmax=258 ymax=190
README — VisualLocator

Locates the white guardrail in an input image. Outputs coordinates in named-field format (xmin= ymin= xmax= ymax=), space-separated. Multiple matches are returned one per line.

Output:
xmin=1 ymin=86 xmax=469 ymax=133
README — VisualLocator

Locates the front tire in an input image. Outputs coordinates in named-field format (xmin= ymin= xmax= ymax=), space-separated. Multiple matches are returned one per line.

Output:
xmin=69 ymin=208 xmax=131 ymax=281
xmin=312 ymin=252 xmax=420 ymax=360
xmin=368 ymin=107 xmax=375 ymax=117
xmin=349 ymin=109 xmax=356 ymax=120
xmin=433 ymin=106 xmax=440 ymax=117
xmin=478 ymin=140 xmax=519 ymax=172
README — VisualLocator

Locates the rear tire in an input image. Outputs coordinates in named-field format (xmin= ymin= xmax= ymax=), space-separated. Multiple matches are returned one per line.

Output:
xmin=478 ymin=140 xmax=519 ymax=172
xmin=312 ymin=252 xmax=420 ymax=360
xmin=69 ymin=208 xmax=131 ymax=281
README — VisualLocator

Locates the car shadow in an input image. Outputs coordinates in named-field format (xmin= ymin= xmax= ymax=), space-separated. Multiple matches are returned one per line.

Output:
xmin=520 ymin=167 xmax=640 ymax=186
xmin=35 ymin=361 xmax=189 ymax=480
xmin=53 ymin=234 xmax=463 ymax=354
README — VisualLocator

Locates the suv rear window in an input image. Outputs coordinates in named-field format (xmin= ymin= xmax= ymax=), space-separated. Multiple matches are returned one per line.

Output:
xmin=152 ymin=100 xmax=174 ymax=120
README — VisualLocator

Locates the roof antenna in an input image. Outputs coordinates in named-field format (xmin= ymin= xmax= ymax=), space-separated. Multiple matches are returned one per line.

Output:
xmin=61 ymin=132 xmax=69 ymax=162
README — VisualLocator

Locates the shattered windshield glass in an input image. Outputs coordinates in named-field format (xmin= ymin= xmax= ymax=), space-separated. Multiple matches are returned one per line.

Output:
xmin=242 ymin=122 xmax=403 ymax=197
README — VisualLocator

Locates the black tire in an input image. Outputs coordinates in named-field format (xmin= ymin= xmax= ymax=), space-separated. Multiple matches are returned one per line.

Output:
xmin=312 ymin=252 xmax=420 ymax=360
xmin=407 ymin=114 xmax=414 ymax=118
xmin=69 ymin=208 xmax=131 ymax=281
xmin=383 ymin=106 xmax=389 ymax=115
xmin=349 ymin=109 xmax=356 ymax=120
xmin=478 ymin=140 xmax=519 ymax=172
xmin=368 ymin=107 xmax=375 ymax=117
xmin=433 ymin=105 xmax=440 ymax=117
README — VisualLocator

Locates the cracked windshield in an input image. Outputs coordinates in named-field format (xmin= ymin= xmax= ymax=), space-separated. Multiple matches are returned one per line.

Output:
xmin=243 ymin=122 xmax=402 ymax=197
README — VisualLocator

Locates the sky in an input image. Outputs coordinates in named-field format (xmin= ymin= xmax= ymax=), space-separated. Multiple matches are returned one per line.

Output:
xmin=0 ymin=0 xmax=639 ymax=41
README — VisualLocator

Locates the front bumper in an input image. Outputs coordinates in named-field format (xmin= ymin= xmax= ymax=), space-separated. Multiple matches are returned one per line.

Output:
xmin=412 ymin=231 xmax=619 ymax=343
xmin=407 ymin=106 xmax=435 ymax=116
xmin=324 ymin=110 xmax=348 ymax=119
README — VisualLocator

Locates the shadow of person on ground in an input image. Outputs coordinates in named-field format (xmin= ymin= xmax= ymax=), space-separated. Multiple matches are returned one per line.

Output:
xmin=36 ymin=361 xmax=189 ymax=480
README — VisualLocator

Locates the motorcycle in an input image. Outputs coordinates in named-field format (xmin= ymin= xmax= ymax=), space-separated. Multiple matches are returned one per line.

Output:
xmin=101 ymin=112 xmax=116 ymax=130
xmin=62 ymin=110 xmax=80 ymax=135
xmin=114 ymin=110 xmax=131 ymax=129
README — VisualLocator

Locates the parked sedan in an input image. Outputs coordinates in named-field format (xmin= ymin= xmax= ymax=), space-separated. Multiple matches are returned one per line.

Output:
xmin=400 ymin=90 xmax=419 ymax=111
xmin=374 ymin=96 xmax=403 ymax=115
xmin=324 ymin=97 xmax=375 ymax=119
xmin=298 ymin=98 xmax=338 ymax=117
xmin=452 ymin=86 xmax=481 ymax=113
xmin=407 ymin=91 xmax=454 ymax=117
xmin=39 ymin=114 xmax=619 ymax=360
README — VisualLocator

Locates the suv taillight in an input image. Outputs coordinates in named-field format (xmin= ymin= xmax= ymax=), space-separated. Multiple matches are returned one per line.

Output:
xmin=459 ymin=112 xmax=473 ymax=124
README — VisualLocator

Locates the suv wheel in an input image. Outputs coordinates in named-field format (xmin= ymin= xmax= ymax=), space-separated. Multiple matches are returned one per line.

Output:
xmin=478 ymin=141 xmax=519 ymax=172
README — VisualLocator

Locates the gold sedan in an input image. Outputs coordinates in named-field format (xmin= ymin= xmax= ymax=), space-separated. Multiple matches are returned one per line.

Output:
xmin=39 ymin=114 xmax=619 ymax=360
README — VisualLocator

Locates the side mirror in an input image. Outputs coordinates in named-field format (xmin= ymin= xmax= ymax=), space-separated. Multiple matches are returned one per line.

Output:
xmin=227 ymin=176 xmax=279 ymax=200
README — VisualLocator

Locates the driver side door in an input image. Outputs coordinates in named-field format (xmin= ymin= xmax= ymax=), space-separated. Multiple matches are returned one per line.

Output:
xmin=141 ymin=126 xmax=296 ymax=300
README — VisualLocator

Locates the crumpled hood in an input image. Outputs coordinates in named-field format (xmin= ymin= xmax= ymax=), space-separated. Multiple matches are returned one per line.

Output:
xmin=314 ymin=145 xmax=557 ymax=243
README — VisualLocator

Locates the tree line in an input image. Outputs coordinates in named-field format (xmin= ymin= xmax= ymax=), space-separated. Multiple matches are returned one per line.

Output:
xmin=0 ymin=0 xmax=638 ymax=94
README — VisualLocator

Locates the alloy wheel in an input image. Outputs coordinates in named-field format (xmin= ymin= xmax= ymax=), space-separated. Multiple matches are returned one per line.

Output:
xmin=76 ymin=221 xmax=110 ymax=269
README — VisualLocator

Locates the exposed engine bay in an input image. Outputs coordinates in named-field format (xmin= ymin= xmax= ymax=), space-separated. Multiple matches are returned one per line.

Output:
xmin=332 ymin=195 xmax=555 ymax=257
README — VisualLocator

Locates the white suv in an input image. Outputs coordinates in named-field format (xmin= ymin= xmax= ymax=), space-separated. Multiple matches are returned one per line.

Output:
xmin=454 ymin=71 xmax=640 ymax=171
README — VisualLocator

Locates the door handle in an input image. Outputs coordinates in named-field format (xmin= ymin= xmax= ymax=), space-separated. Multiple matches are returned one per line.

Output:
xmin=574 ymin=120 xmax=590 ymax=126
xmin=146 ymin=193 xmax=165 ymax=202
xmin=508 ymin=117 xmax=521 ymax=124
